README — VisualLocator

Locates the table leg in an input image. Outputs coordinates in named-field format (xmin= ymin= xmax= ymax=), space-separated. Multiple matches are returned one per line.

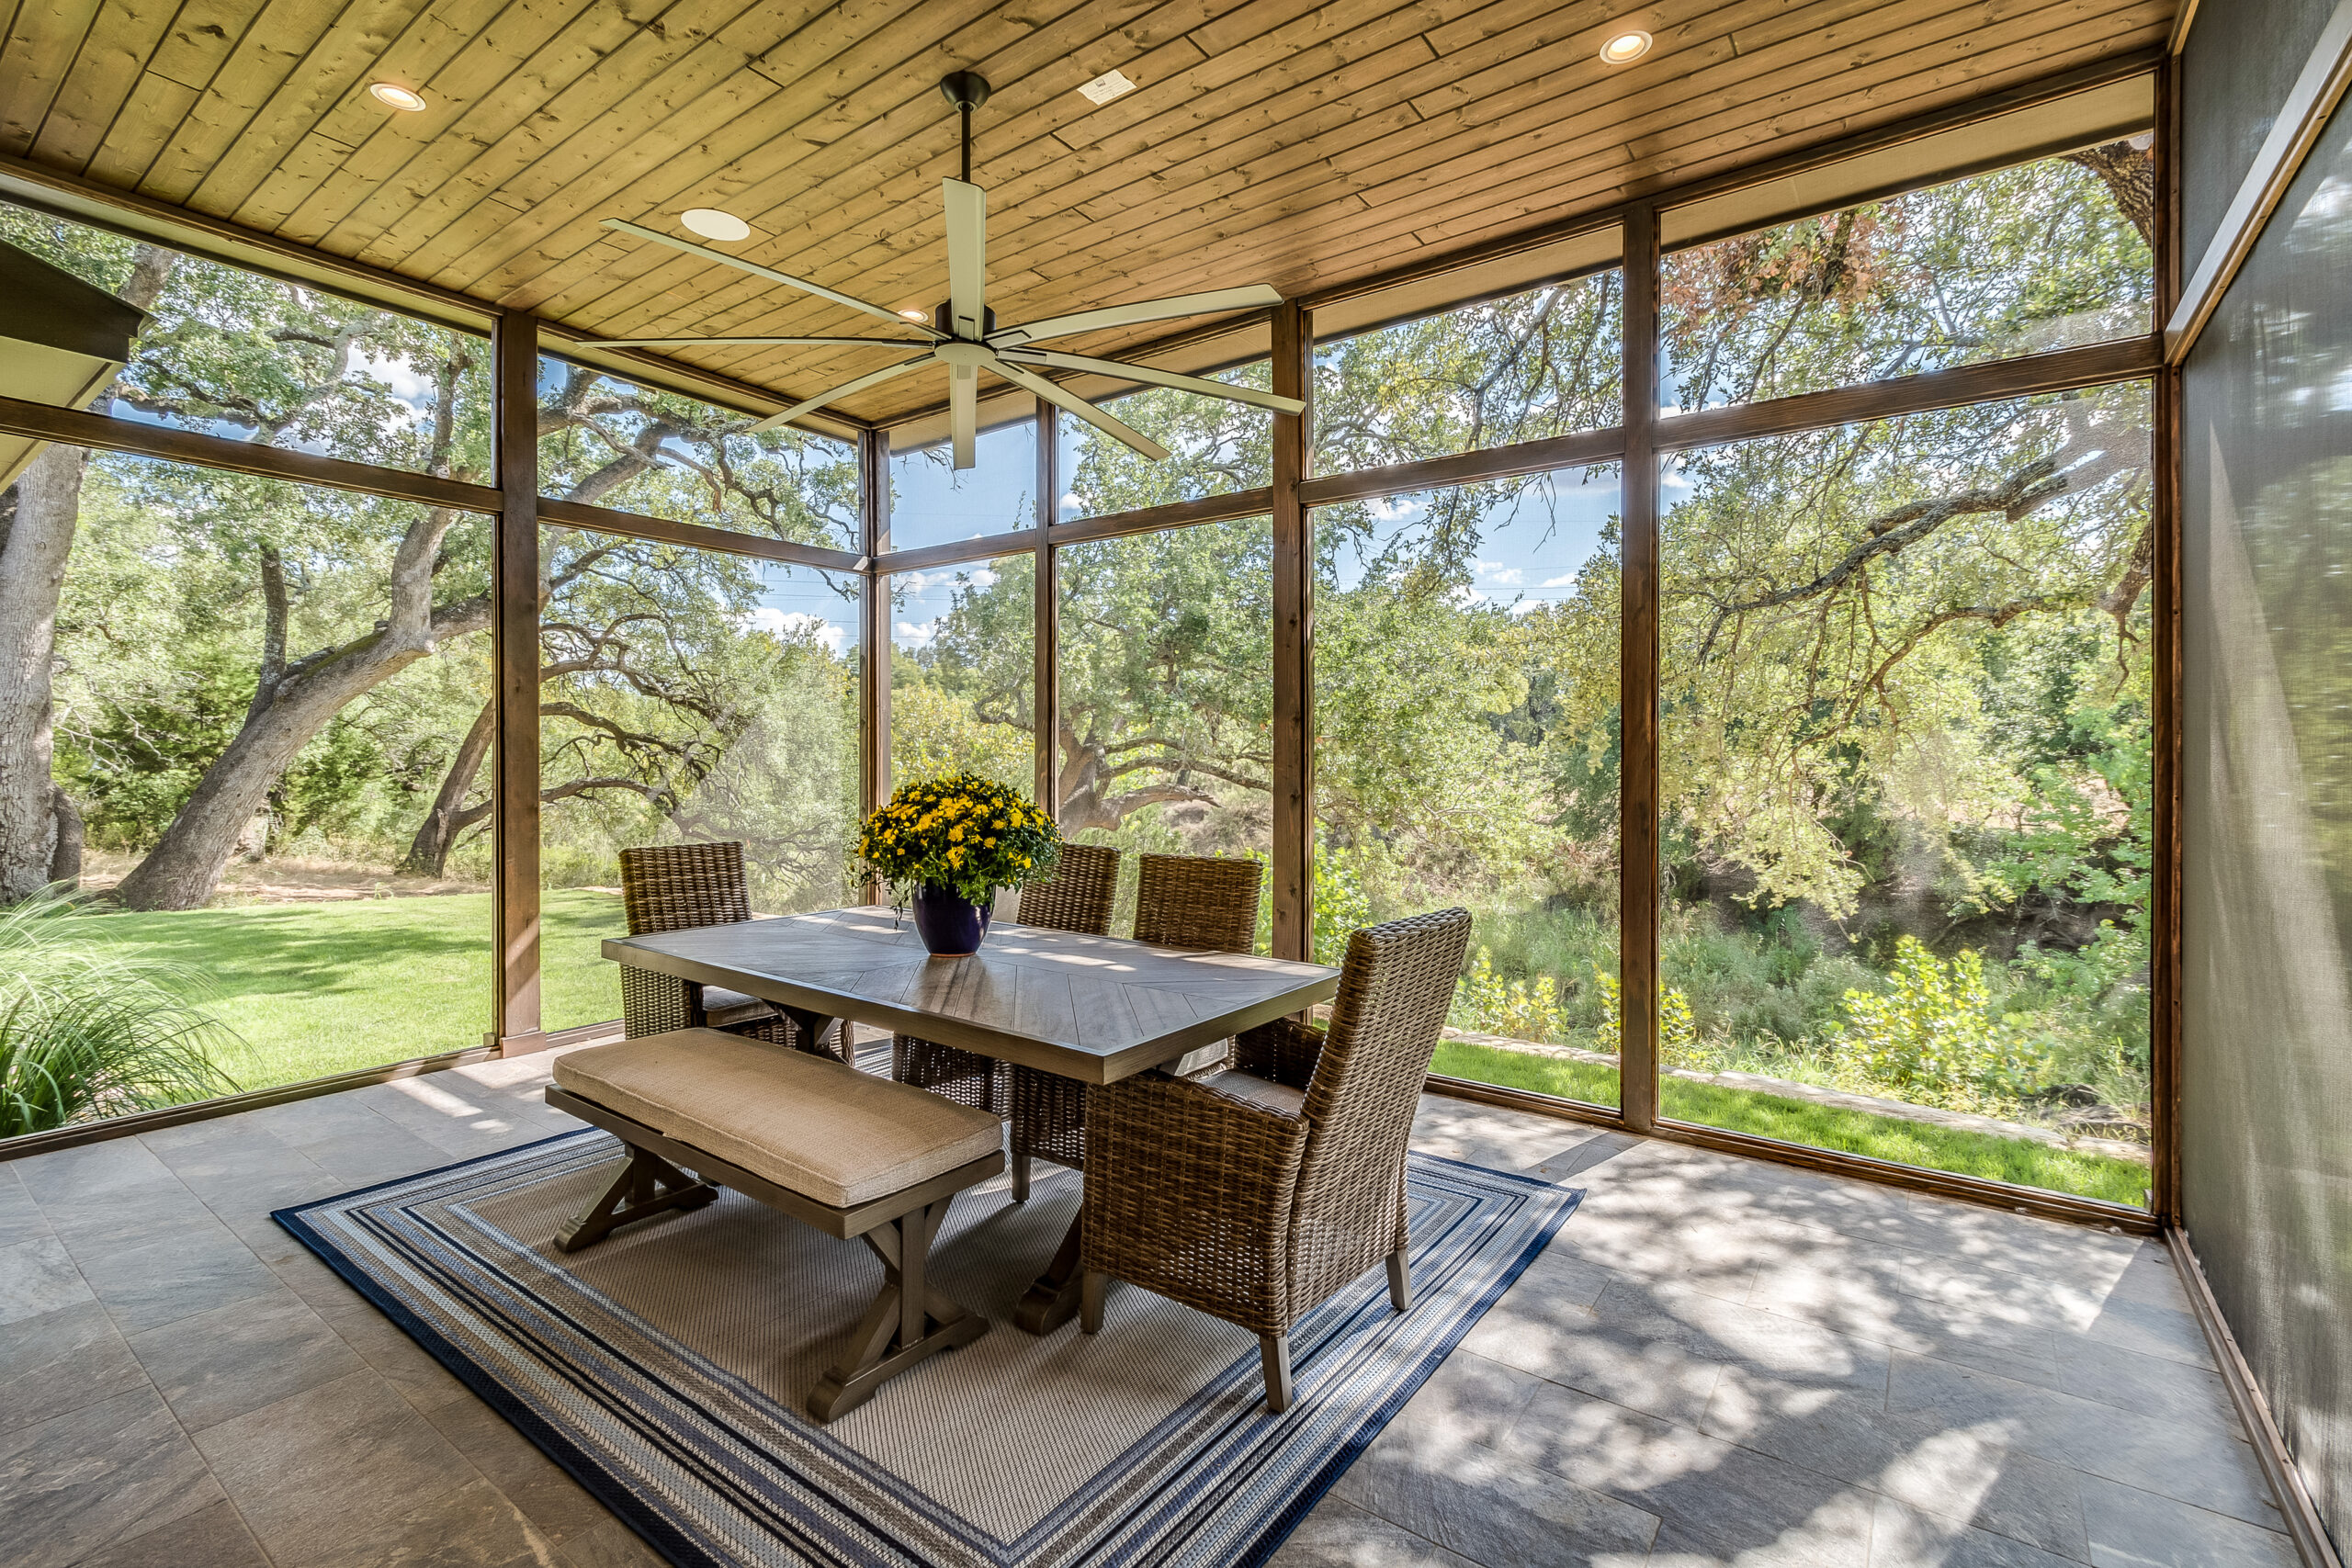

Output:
xmin=1013 ymin=1208 xmax=1085 ymax=1335
xmin=781 ymin=1007 xmax=847 ymax=1064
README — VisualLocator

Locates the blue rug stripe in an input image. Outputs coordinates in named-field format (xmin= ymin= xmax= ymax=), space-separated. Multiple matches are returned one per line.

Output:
xmin=278 ymin=1132 xmax=1581 ymax=1568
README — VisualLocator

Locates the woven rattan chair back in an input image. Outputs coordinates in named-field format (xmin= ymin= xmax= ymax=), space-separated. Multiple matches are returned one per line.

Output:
xmin=1287 ymin=908 xmax=1474 ymax=1308
xmin=1131 ymin=853 xmax=1263 ymax=951
xmin=618 ymin=841 xmax=752 ymax=936
xmin=1015 ymin=842 xmax=1120 ymax=935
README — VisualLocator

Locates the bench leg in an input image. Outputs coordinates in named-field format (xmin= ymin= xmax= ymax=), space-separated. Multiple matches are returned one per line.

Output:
xmin=557 ymin=1145 xmax=719 ymax=1254
xmin=808 ymin=1193 xmax=989 ymax=1423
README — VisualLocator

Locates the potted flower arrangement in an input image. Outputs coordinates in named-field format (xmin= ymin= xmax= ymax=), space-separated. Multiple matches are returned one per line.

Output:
xmin=855 ymin=772 xmax=1064 ymax=957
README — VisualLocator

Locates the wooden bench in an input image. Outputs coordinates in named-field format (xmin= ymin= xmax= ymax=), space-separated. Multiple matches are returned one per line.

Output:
xmin=544 ymin=1028 xmax=1005 ymax=1422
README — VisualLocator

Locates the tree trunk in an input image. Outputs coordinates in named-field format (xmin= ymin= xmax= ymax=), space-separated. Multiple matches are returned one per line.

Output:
xmin=48 ymin=785 xmax=83 ymax=887
xmin=0 ymin=445 xmax=90 ymax=901
xmin=401 ymin=698 xmax=494 ymax=877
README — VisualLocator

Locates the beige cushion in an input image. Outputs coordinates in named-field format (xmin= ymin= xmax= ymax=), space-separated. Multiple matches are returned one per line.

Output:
xmin=554 ymin=1029 xmax=1001 ymax=1208
xmin=698 ymin=987 xmax=774 ymax=1024
xmin=1193 ymin=1068 xmax=1306 ymax=1118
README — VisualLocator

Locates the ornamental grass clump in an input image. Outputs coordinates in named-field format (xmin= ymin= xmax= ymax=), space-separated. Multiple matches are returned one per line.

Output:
xmin=856 ymin=772 xmax=1063 ymax=905
xmin=0 ymin=894 xmax=241 ymax=1138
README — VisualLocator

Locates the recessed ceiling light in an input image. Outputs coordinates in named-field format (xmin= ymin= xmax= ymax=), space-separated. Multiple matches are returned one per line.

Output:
xmin=680 ymin=208 xmax=752 ymax=243
xmin=1598 ymin=29 xmax=1652 ymax=64
xmin=1077 ymin=68 xmax=1136 ymax=106
xmin=899 ymin=308 xmax=930 ymax=321
xmin=368 ymin=82 xmax=427 ymax=111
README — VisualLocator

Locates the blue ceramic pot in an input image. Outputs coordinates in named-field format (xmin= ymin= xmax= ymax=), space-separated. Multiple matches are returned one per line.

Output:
xmin=911 ymin=884 xmax=991 ymax=957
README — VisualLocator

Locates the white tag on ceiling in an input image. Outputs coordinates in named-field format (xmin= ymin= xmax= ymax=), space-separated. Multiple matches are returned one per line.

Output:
xmin=1076 ymin=69 xmax=1136 ymax=106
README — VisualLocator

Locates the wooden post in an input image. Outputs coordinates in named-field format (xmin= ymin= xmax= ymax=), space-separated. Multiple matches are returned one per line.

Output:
xmin=1035 ymin=398 xmax=1059 ymax=815
xmin=2150 ymin=59 xmax=2184 ymax=1224
xmin=861 ymin=428 xmax=891 ymax=902
xmin=491 ymin=311 xmax=542 ymax=1054
xmin=1619 ymin=208 xmax=1661 ymax=1134
xmin=1270 ymin=301 xmax=1314 ymax=963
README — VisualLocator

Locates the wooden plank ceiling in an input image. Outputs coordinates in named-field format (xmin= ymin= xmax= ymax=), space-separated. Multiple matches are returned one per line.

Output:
xmin=0 ymin=0 xmax=2172 ymax=427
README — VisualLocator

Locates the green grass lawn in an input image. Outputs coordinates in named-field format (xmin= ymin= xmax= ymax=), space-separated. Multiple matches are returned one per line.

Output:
xmin=1431 ymin=1037 xmax=2150 ymax=1208
xmin=82 ymin=889 xmax=628 ymax=1091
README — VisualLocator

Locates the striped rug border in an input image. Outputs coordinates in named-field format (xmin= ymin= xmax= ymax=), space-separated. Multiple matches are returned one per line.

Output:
xmin=277 ymin=1132 xmax=1581 ymax=1568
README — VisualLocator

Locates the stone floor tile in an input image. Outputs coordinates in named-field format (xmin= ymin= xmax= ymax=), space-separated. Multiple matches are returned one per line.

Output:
xmin=2098 ymin=1245 xmax=2192 ymax=1310
xmin=36 ymin=1176 xmax=219 ymax=1255
xmin=145 ymin=1130 xmax=334 ymax=1205
xmin=128 ymin=1283 xmax=366 ymax=1433
xmin=2052 ymin=1335 xmax=2240 ymax=1433
xmin=1460 ymin=1274 xmax=1726 ymax=1427
xmin=1620 ymin=1436 xmax=1879 ymax=1567
xmin=2077 ymin=1474 xmax=2301 ymax=1568
xmin=1385 ymin=1348 xmax=1550 ymax=1452
xmin=1526 ymin=1131 xmax=1637 ymax=1183
xmin=10 ymin=1136 xmax=180 ymax=1209
xmin=1867 ymin=1494 xmax=2086 ymax=1567
xmin=0 ymin=1233 xmax=93 ymax=1324
xmin=559 ymin=1516 xmax=674 ymax=1568
xmin=190 ymin=1365 xmax=482 ymax=1564
xmin=69 ymin=1219 xmax=283 ymax=1337
xmin=314 ymin=1295 xmax=477 ymax=1414
xmin=1267 ymin=1496 xmax=1477 ymax=1567
xmin=2064 ymin=1294 xmax=2213 ymax=1371
xmin=419 ymin=1386 xmax=617 ymax=1545
xmin=306 ymin=1474 xmax=563 ymax=1568
xmin=1896 ymin=1197 xmax=2144 ymax=1280
xmin=0 ymin=1297 xmax=148 ymax=1436
xmin=0 ymin=1384 xmax=223 ymax=1568
xmin=1335 ymin=1418 xmax=1661 ymax=1566
xmin=0 ymin=1162 xmax=51 ymax=1247
xmin=1871 ymin=1429 xmax=2092 ymax=1562
xmin=1750 ymin=1265 xmax=2066 ymax=1390
xmin=68 ymin=1496 xmax=271 ymax=1568
xmin=1886 ymin=1354 xmax=2280 ymax=1529
xmin=277 ymin=1119 xmax=458 ymax=1187
xmin=1498 ymin=1377 xmax=1747 ymax=1500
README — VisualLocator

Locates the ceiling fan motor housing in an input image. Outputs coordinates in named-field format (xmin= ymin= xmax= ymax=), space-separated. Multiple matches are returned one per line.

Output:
xmin=935 ymin=301 xmax=997 ymax=337
xmin=938 ymin=72 xmax=992 ymax=112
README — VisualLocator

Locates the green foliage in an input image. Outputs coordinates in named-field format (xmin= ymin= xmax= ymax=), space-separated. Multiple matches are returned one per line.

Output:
xmin=857 ymin=772 xmax=1062 ymax=905
xmin=0 ymin=897 xmax=240 ymax=1136
xmin=1829 ymin=936 xmax=2049 ymax=1113
xmin=1453 ymin=947 xmax=1568 ymax=1043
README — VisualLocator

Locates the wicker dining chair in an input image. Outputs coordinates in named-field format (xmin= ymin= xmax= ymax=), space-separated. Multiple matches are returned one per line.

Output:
xmin=1078 ymin=907 xmax=1473 ymax=1412
xmin=1006 ymin=852 xmax=1264 ymax=1200
xmin=616 ymin=841 xmax=840 ymax=1060
xmin=893 ymin=842 xmax=1123 ymax=1111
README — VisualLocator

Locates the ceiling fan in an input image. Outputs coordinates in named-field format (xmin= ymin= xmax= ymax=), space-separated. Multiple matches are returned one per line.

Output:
xmin=583 ymin=71 xmax=1306 ymax=469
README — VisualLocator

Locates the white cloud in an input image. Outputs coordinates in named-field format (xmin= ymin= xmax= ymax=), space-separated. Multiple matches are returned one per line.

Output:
xmin=356 ymin=351 xmax=436 ymax=414
xmin=745 ymin=606 xmax=846 ymax=653
xmin=1370 ymin=496 xmax=1424 ymax=522
xmin=968 ymin=568 xmax=999 ymax=587
xmin=1510 ymin=599 xmax=1545 ymax=616
xmin=1476 ymin=561 xmax=1523 ymax=585
xmin=1539 ymin=572 xmax=1579 ymax=588
xmin=1061 ymin=491 xmax=1087 ymax=513
xmin=895 ymin=619 xmax=940 ymax=646
xmin=1449 ymin=584 xmax=1487 ymax=607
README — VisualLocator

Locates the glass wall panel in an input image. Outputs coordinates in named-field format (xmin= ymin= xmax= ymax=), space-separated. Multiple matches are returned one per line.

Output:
xmin=0 ymin=455 xmax=495 ymax=1141
xmin=1314 ymin=467 xmax=1622 ymax=1107
xmin=1056 ymin=520 xmax=1272 ymax=942
xmin=2180 ymin=81 xmax=2352 ymax=1540
xmin=1312 ymin=272 xmax=1624 ymax=473
xmin=0 ymin=200 xmax=492 ymax=475
xmin=1057 ymin=367 xmax=1272 ymax=521
xmin=1659 ymin=144 xmax=2154 ymax=413
xmin=889 ymin=557 xmax=1035 ymax=798
xmin=538 ymin=531 xmax=863 ymax=1032
xmin=537 ymin=357 xmax=860 ymax=549
xmin=886 ymin=418 xmax=1038 ymax=550
xmin=1657 ymin=386 xmax=2154 ymax=1205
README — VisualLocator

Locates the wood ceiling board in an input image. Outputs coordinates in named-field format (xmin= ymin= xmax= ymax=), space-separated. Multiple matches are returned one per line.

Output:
xmin=0 ymin=0 xmax=2178 ymax=428
xmin=1 ymin=0 xmax=103 ymax=154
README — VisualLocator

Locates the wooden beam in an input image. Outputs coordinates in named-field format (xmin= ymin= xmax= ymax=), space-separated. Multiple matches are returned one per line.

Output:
xmin=0 ymin=393 xmax=502 ymax=513
xmin=2151 ymin=56 xmax=2185 ymax=1226
xmin=492 ymin=311 xmax=542 ymax=1055
xmin=860 ymin=428 xmax=891 ymax=904
xmin=1043 ymin=488 xmax=1276 ymax=550
xmin=880 ymin=530 xmax=1039 ymax=575
xmin=1620 ymin=204 xmax=1662 ymax=1136
xmin=536 ymin=495 xmax=865 ymax=572
xmin=1271 ymin=300 xmax=1313 ymax=964
xmin=2166 ymin=0 xmax=2352 ymax=362
xmin=1297 ymin=426 xmax=1627 ymax=507
xmin=1656 ymin=336 xmax=2165 ymax=453
xmin=1035 ymin=398 xmax=1059 ymax=816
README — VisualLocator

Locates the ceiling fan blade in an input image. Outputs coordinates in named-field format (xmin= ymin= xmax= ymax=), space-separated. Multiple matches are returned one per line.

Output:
xmin=990 ymin=358 xmax=1170 ymax=463
xmin=998 ymin=347 xmax=1306 ymax=415
xmin=577 ymin=335 xmax=926 ymax=348
xmin=749 ymin=352 xmax=937 ymax=434
xmin=944 ymin=178 xmax=987 ymax=341
xmin=989 ymin=285 xmax=1284 ymax=347
xmin=950 ymin=363 xmax=978 ymax=470
xmin=604 ymin=220 xmax=942 ymax=337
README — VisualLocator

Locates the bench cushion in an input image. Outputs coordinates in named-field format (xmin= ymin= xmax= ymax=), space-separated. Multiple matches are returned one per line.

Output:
xmin=554 ymin=1029 xmax=1001 ymax=1208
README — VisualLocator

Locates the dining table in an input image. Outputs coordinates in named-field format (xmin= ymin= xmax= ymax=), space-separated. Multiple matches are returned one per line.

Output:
xmin=602 ymin=904 xmax=1343 ymax=1332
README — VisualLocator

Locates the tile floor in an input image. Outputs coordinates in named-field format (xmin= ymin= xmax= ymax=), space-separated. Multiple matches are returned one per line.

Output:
xmin=0 ymin=1048 xmax=2292 ymax=1568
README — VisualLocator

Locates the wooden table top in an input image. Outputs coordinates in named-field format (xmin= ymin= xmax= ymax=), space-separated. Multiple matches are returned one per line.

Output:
xmin=603 ymin=907 xmax=1341 ymax=1085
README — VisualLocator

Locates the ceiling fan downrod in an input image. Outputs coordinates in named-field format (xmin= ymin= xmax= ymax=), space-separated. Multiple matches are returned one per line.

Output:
xmin=939 ymin=72 xmax=991 ymax=186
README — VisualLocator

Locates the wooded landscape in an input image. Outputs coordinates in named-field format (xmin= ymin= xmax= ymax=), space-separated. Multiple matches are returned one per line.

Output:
xmin=0 ymin=141 xmax=2159 ymax=1198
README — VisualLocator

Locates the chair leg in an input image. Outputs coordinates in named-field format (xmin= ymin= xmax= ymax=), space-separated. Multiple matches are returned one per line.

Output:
xmin=808 ymin=1195 xmax=989 ymax=1423
xmin=1010 ymin=1151 xmax=1031 ymax=1202
xmin=1387 ymin=1248 xmax=1412 ymax=1311
xmin=1080 ymin=1269 xmax=1105 ymax=1333
xmin=1259 ymin=1332 xmax=1294 ymax=1414
xmin=556 ymin=1146 xmax=718 ymax=1253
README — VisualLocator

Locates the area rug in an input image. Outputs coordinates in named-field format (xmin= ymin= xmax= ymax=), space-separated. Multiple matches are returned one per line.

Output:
xmin=277 ymin=1131 xmax=1580 ymax=1568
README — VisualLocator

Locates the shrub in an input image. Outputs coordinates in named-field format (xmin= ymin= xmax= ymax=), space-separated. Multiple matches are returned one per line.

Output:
xmin=0 ymin=895 xmax=241 ymax=1137
xmin=1828 ymin=935 xmax=2048 ymax=1113
xmin=1453 ymin=946 xmax=1567 ymax=1043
